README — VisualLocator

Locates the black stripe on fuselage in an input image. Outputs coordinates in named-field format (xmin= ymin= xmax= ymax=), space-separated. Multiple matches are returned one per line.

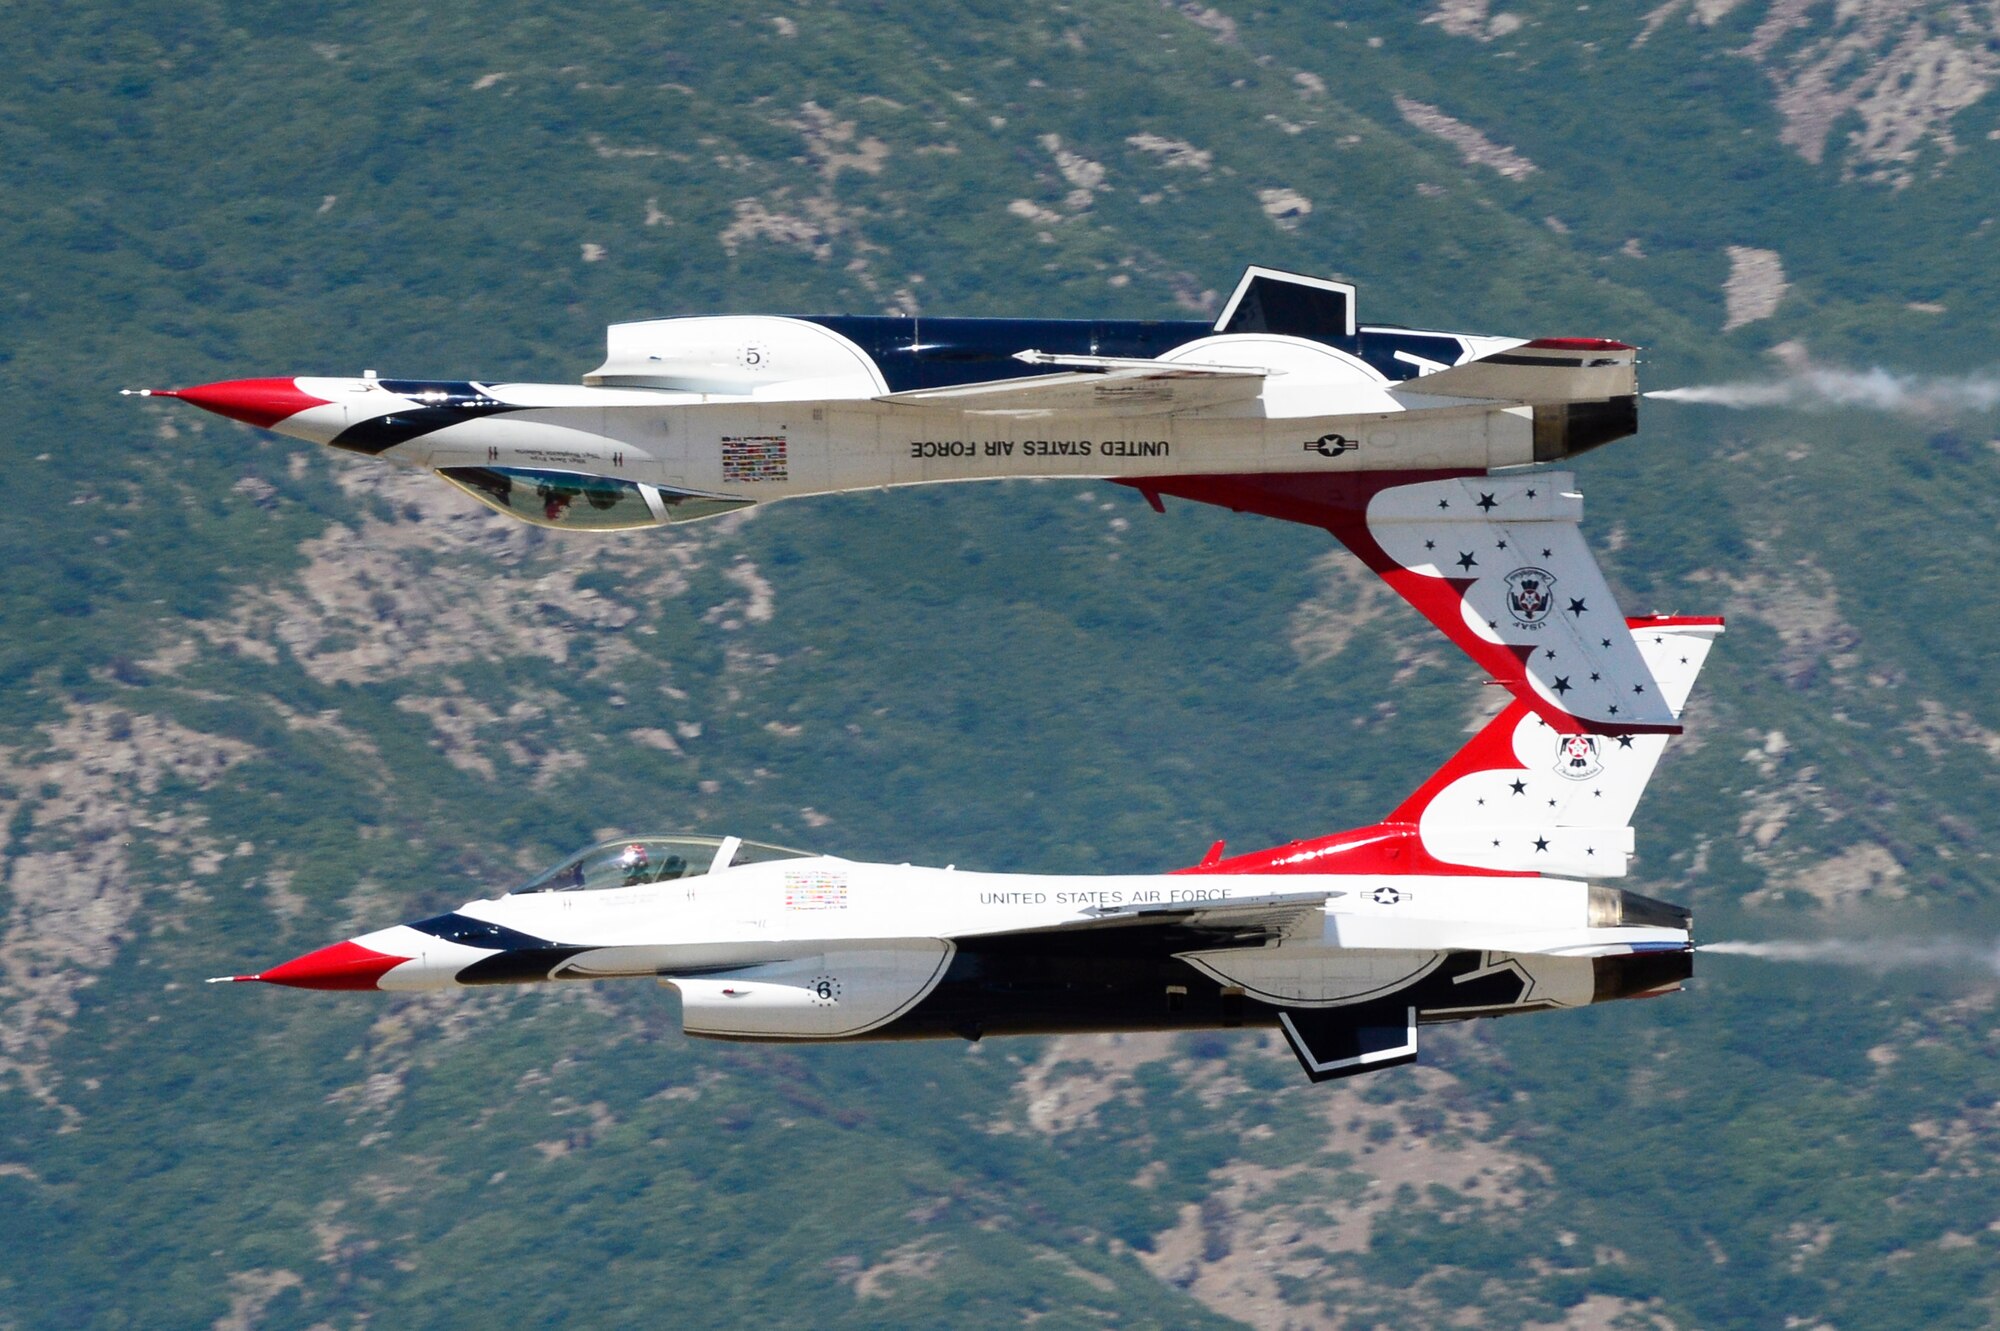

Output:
xmin=329 ymin=381 xmax=529 ymax=456
xmin=871 ymin=941 xmax=1547 ymax=1042
xmin=406 ymin=911 xmax=590 ymax=986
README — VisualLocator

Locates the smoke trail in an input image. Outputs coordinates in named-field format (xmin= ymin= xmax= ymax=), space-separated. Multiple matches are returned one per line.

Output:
xmin=1646 ymin=367 xmax=2000 ymax=415
xmin=1700 ymin=938 xmax=2000 ymax=976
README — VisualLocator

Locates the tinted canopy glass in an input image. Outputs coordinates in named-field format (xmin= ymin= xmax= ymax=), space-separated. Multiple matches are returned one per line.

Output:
xmin=515 ymin=835 xmax=811 ymax=893
xmin=438 ymin=466 xmax=752 ymax=529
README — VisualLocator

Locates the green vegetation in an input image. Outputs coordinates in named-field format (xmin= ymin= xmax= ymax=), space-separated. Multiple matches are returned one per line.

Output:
xmin=4 ymin=2 xmax=2000 ymax=1327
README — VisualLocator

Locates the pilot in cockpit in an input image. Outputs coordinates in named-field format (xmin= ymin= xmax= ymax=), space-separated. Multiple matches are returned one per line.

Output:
xmin=618 ymin=842 xmax=650 ymax=885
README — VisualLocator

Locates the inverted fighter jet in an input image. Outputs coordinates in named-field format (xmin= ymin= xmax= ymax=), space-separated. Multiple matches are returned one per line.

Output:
xmin=140 ymin=267 xmax=1670 ymax=735
xmin=215 ymin=618 xmax=1718 ymax=1084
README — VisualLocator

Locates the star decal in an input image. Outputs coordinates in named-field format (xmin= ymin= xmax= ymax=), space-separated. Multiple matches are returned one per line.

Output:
xmin=1545 ymin=648 xmax=1557 ymax=660
xmin=1456 ymin=551 xmax=1478 ymax=570
xmin=1633 ymin=683 xmax=1645 ymax=694
xmin=1477 ymin=492 xmax=1498 ymax=512
xmin=1542 ymin=548 xmax=1553 ymax=558
xmin=1533 ymin=837 xmax=1550 ymax=852
xmin=1615 ymin=735 xmax=1634 ymax=749
xmin=1567 ymin=598 xmax=1588 ymax=617
xmin=1608 ymin=704 xmax=1620 ymax=715
xmin=1509 ymin=779 xmax=1527 ymax=795
xmin=1525 ymin=488 xmax=1538 ymax=498
xmin=1590 ymin=673 xmax=1601 ymax=682
xmin=1437 ymin=498 xmax=1451 ymax=510
xmin=1601 ymin=638 xmax=1612 ymax=649
xmin=1552 ymin=676 xmax=1572 ymax=695
xmin=1496 ymin=539 xmax=1508 ymax=550
xmin=1424 ymin=539 xmax=1436 ymax=550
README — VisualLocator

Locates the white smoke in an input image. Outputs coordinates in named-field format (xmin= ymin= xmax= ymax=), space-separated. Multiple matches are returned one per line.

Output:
xmin=1647 ymin=367 xmax=2000 ymax=415
xmin=1700 ymin=938 xmax=2000 ymax=976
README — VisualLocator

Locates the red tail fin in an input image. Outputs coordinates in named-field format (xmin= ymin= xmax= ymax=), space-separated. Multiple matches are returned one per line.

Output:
xmin=1185 ymin=617 xmax=1720 ymax=879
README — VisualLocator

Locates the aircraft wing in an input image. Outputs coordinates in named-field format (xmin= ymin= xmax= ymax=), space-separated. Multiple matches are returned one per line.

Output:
xmin=951 ymin=889 xmax=1333 ymax=949
xmin=874 ymin=357 xmax=1266 ymax=416
xmin=1122 ymin=469 xmax=1674 ymax=736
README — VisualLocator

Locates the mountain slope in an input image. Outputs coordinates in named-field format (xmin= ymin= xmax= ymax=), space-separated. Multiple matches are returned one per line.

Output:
xmin=3 ymin=3 xmax=1999 ymax=1328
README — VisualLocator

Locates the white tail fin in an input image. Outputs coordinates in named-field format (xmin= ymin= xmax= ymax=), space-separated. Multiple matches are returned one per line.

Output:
xmin=1342 ymin=472 xmax=1679 ymax=735
xmin=1384 ymin=617 xmax=1722 ymax=877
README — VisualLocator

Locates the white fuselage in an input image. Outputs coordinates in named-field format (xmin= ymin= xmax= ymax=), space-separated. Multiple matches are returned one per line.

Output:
xmin=351 ymin=857 xmax=1687 ymax=1042
xmin=273 ymin=318 xmax=1541 ymax=520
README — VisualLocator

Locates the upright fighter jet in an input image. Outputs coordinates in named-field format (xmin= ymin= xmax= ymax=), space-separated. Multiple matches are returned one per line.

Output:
xmin=140 ymin=267 xmax=1669 ymax=736
xmin=217 ymin=619 xmax=1719 ymax=1084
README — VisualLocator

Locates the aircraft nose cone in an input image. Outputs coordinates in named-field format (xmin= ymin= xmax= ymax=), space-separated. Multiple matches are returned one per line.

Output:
xmin=247 ymin=939 xmax=410 ymax=990
xmin=144 ymin=377 xmax=330 ymax=430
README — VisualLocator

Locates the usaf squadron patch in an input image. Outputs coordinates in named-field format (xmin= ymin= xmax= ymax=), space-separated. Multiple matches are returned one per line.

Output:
xmin=1555 ymin=733 xmax=1603 ymax=781
xmin=1504 ymin=566 xmax=1556 ymax=628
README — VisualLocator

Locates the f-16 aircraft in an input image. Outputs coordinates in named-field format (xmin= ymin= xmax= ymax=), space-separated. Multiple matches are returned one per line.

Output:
xmin=138 ymin=266 xmax=1672 ymax=734
xmin=215 ymin=617 xmax=1718 ymax=1084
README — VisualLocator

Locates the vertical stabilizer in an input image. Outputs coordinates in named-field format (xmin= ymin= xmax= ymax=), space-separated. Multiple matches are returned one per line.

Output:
xmin=1384 ymin=617 xmax=1722 ymax=877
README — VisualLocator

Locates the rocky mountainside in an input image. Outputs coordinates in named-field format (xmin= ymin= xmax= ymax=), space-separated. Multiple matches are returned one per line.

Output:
xmin=3 ymin=2 xmax=1999 ymax=1327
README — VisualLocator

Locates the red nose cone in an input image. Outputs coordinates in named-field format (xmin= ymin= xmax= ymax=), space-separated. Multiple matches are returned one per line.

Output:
xmin=154 ymin=378 xmax=330 ymax=430
xmin=252 ymin=939 xmax=409 ymax=991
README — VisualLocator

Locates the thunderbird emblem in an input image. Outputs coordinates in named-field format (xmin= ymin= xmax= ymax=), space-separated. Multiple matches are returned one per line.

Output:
xmin=1555 ymin=734 xmax=1603 ymax=781
xmin=1504 ymin=567 xmax=1556 ymax=628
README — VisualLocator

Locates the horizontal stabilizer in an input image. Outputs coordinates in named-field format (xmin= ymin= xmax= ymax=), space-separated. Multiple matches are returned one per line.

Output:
xmin=1405 ymin=337 xmax=1635 ymax=406
xmin=875 ymin=365 xmax=1265 ymax=416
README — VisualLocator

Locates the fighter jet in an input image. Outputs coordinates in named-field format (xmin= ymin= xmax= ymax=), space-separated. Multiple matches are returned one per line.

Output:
xmin=215 ymin=618 xmax=1718 ymax=1084
xmin=139 ymin=266 xmax=1671 ymax=735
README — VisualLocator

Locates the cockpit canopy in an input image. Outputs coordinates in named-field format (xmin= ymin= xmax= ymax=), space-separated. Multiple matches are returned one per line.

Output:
xmin=515 ymin=834 xmax=811 ymax=894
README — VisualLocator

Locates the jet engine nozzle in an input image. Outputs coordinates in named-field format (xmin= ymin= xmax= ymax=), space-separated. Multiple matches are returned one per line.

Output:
xmin=1587 ymin=885 xmax=1691 ymax=931
xmin=1532 ymin=394 xmax=1640 ymax=461
xmin=1591 ymin=947 xmax=1693 ymax=1003
xmin=1584 ymin=884 xmax=1693 ymax=1003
